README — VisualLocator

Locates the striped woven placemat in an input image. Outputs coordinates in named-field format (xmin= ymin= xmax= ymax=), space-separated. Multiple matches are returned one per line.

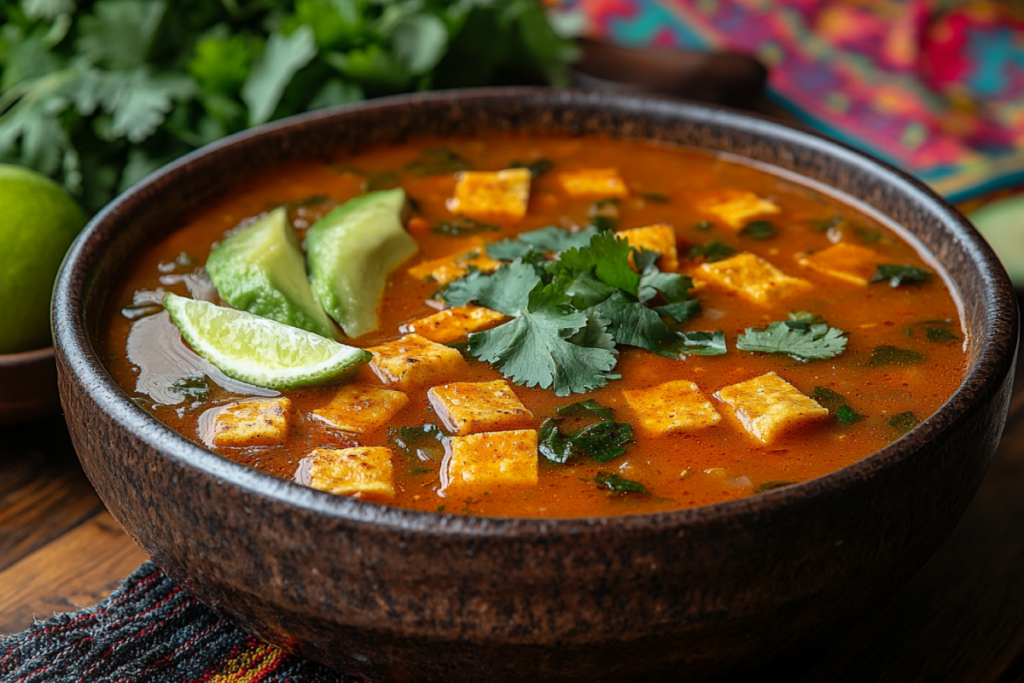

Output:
xmin=0 ymin=562 xmax=360 ymax=683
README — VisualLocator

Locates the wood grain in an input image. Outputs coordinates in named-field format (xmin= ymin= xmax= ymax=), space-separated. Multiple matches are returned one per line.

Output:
xmin=0 ymin=510 xmax=147 ymax=634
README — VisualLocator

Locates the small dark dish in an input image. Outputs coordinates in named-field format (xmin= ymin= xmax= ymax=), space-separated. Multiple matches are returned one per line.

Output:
xmin=0 ymin=346 xmax=61 ymax=424
xmin=53 ymin=89 xmax=1018 ymax=682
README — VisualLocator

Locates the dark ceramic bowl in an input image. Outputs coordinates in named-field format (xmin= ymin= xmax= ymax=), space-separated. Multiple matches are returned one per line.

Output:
xmin=53 ymin=89 xmax=1018 ymax=682
xmin=0 ymin=346 xmax=61 ymax=424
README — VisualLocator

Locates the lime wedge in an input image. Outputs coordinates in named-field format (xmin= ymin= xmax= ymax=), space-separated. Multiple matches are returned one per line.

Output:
xmin=207 ymin=207 xmax=337 ymax=338
xmin=307 ymin=188 xmax=419 ymax=338
xmin=163 ymin=293 xmax=371 ymax=389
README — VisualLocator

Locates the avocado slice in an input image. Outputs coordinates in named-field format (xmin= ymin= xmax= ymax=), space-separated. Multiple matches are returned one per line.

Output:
xmin=206 ymin=207 xmax=337 ymax=338
xmin=307 ymin=188 xmax=419 ymax=338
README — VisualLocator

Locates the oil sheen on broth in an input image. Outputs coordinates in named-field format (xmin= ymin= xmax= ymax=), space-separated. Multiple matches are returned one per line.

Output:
xmin=100 ymin=134 xmax=968 ymax=519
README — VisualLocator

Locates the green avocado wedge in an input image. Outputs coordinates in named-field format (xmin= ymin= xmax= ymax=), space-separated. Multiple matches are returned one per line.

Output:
xmin=306 ymin=188 xmax=419 ymax=337
xmin=163 ymin=294 xmax=371 ymax=389
xmin=206 ymin=207 xmax=336 ymax=338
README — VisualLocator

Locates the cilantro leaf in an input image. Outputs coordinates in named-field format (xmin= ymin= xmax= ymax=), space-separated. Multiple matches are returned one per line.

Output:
xmin=813 ymin=217 xmax=843 ymax=232
xmin=689 ymin=241 xmax=736 ymax=263
xmin=388 ymin=424 xmax=445 ymax=461
xmin=468 ymin=284 xmax=618 ymax=396
xmin=869 ymin=345 xmax=926 ymax=366
xmin=392 ymin=13 xmax=448 ymax=74
xmin=656 ymin=300 xmax=702 ymax=324
xmin=441 ymin=259 xmax=539 ymax=315
xmin=677 ymin=330 xmax=727 ymax=356
xmin=589 ymin=291 xmax=677 ymax=355
xmin=486 ymin=240 xmax=535 ymax=261
xmin=926 ymin=327 xmax=958 ymax=343
xmin=639 ymin=269 xmax=693 ymax=304
xmin=738 ymin=220 xmax=777 ymax=239
xmin=871 ymin=264 xmax=931 ymax=287
xmin=539 ymin=418 xmax=633 ymax=464
xmin=586 ymin=471 xmax=649 ymax=494
xmin=404 ymin=147 xmax=469 ymax=176
xmin=76 ymin=0 xmax=166 ymax=70
xmin=242 ymin=26 xmax=317 ymax=126
xmin=553 ymin=231 xmax=640 ymax=297
xmin=557 ymin=400 xmax=613 ymax=420
xmin=737 ymin=321 xmax=848 ymax=361
xmin=522 ymin=225 xmax=598 ymax=252
xmin=888 ymin=411 xmax=918 ymax=434
xmin=836 ymin=404 xmax=864 ymax=427
xmin=812 ymin=386 xmax=846 ymax=407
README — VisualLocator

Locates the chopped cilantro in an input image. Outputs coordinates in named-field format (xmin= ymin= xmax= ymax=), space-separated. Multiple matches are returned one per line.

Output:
xmin=588 ymin=198 xmax=620 ymax=232
xmin=812 ymin=386 xmax=846 ymax=407
xmin=756 ymin=480 xmax=795 ymax=493
xmin=171 ymin=376 xmax=210 ymax=401
xmin=888 ymin=411 xmax=918 ymax=433
xmin=689 ymin=241 xmax=736 ymax=263
xmin=404 ymin=147 xmax=470 ymax=176
xmin=657 ymin=300 xmax=703 ymax=324
xmin=509 ymin=158 xmax=554 ymax=178
xmin=693 ymin=221 xmax=715 ymax=231
xmin=677 ymin=331 xmax=727 ymax=356
xmin=539 ymin=400 xmax=633 ymax=464
xmin=738 ymin=220 xmax=777 ymax=239
xmin=871 ymin=264 xmax=931 ymax=287
xmin=388 ymin=424 xmax=445 ymax=462
xmin=836 ymin=404 xmax=864 ymax=427
xmin=590 ymin=215 xmax=619 ymax=232
xmin=557 ymin=400 xmax=613 ymax=420
xmin=587 ymin=471 xmax=649 ymax=494
xmin=433 ymin=217 xmax=499 ymax=237
xmin=869 ymin=345 xmax=926 ymax=366
xmin=640 ymin=192 xmax=669 ymax=203
xmin=926 ymin=327 xmax=958 ymax=343
xmin=737 ymin=321 xmax=848 ymax=361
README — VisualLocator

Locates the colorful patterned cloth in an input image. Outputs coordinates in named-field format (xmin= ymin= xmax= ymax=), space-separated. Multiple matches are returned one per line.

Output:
xmin=571 ymin=0 xmax=1024 ymax=201
xmin=0 ymin=563 xmax=355 ymax=683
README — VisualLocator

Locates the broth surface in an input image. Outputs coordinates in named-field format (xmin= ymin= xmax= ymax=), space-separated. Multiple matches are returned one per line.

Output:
xmin=101 ymin=134 xmax=967 ymax=518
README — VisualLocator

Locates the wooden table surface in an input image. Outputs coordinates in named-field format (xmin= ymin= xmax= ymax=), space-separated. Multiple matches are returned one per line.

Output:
xmin=2 ymin=334 xmax=1024 ymax=682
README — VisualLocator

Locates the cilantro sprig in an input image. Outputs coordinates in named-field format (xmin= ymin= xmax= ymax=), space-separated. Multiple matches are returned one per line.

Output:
xmin=737 ymin=320 xmax=848 ymax=361
xmin=0 ymin=1 xmax=578 ymax=213
xmin=442 ymin=231 xmax=704 ymax=395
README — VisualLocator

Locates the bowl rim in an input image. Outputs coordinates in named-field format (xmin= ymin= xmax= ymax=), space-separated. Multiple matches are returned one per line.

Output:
xmin=53 ymin=86 xmax=1019 ymax=537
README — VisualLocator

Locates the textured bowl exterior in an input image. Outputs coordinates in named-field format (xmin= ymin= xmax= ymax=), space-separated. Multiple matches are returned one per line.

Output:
xmin=53 ymin=89 xmax=1018 ymax=682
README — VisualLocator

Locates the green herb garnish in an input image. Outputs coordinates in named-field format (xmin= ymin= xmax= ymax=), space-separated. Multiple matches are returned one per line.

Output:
xmin=486 ymin=225 xmax=599 ymax=261
xmin=0 ymin=2 xmax=576 ymax=213
xmin=689 ymin=241 xmax=737 ymax=263
xmin=677 ymin=331 xmax=727 ymax=356
xmin=871 ymin=264 xmax=931 ymax=287
xmin=888 ymin=411 xmax=918 ymax=433
xmin=388 ymin=424 xmax=445 ymax=462
xmin=510 ymin=158 xmax=554 ymax=178
xmin=813 ymin=217 xmax=843 ymax=232
xmin=586 ymin=471 xmax=649 ymax=494
xmin=405 ymin=148 xmax=470 ymax=176
xmin=171 ymin=375 xmax=210 ymax=401
xmin=557 ymin=400 xmax=614 ymax=420
xmin=812 ymin=386 xmax=846 ymax=406
xmin=539 ymin=400 xmax=633 ymax=464
xmin=926 ymin=327 xmax=958 ymax=343
xmin=738 ymin=220 xmax=777 ymax=239
xmin=836 ymin=404 xmax=864 ymax=427
xmin=737 ymin=321 xmax=848 ymax=361
xmin=442 ymin=231 xmax=701 ymax=395
xmin=869 ymin=345 xmax=926 ymax=366
xmin=854 ymin=227 xmax=881 ymax=244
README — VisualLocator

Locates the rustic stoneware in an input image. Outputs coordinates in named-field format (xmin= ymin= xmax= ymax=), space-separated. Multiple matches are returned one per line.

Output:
xmin=53 ymin=88 xmax=1018 ymax=682
xmin=0 ymin=346 xmax=61 ymax=424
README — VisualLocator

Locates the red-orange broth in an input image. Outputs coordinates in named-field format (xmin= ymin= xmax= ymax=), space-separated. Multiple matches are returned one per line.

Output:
xmin=100 ymin=134 xmax=967 ymax=518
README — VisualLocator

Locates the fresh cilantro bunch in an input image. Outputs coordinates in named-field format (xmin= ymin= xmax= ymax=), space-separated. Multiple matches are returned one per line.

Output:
xmin=0 ymin=0 xmax=579 ymax=212
xmin=442 ymin=229 xmax=711 ymax=395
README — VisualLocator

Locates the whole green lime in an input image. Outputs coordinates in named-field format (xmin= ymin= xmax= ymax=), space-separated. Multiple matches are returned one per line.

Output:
xmin=0 ymin=164 xmax=87 ymax=353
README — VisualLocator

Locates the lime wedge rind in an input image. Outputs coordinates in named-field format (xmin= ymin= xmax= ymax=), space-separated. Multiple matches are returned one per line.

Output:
xmin=163 ymin=293 xmax=371 ymax=389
